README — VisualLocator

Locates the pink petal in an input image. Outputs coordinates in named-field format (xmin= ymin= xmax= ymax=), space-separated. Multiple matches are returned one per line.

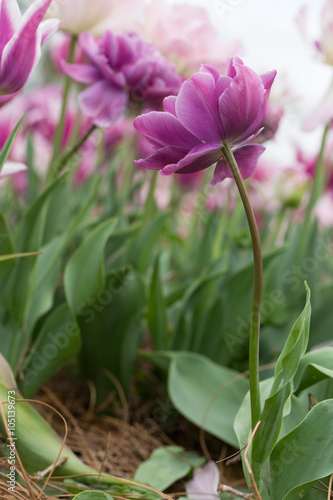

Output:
xmin=40 ymin=18 xmax=61 ymax=45
xmin=0 ymin=0 xmax=21 ymax=56
xmin=176 ymin=71 xmax=225 ymax=142
xmin=162 ymin=142 xmax=222 ymax=175
xmin=211 ymin=144 xmax=265 ymax=185
xmin=134 ymin=111 xmax=200 ymax=150
xmin=219 ymin=60 xmax=269 ymax=145
xmin=185 ymin=461 xmax=220 ymax=500
xmin=0 ymin=161 xmax=27 ymax=179
xmin=79 ymin=80 xmax=127 ymax=127
xmin=163 ymin=95 xmax=177 ymax=115
xmin=134 ymin=145 xmax=186 ymax=171
xmin=62 ymin=62 xmax=101 ymax=84
xmin=0 ymin=0 xmax=54 ymax=92
xmin=302 ymin=80 xmax=333 ymax=131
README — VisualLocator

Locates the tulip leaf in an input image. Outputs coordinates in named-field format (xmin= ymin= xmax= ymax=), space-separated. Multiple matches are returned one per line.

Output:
xmin=73 ymin=493 xmax=114 ymax=500
xmin=0 ymin=116 xmax=24 ymax=171
xmin=252 ymin=284 xmax=311 ymax=466
xmin=0 ymin=212 xmax=16 ymax=289
xmin=64 ymin=218 xmax=118 ymax=315
xmin=166 ymin=352 xmax=249 ymax=447
xmin=21 ymin=303 xmax=81 ymax=397
xmin=270 ymin=399 xmax=333 ymax=500
xmin=148 ymin=255 xmax=169 ymax=350
xmin=294 ymin=347 xmax=333 ymax=394
xmin=134 ymin=446 xmax=205 ymax=491
xmin=78 ymin=268 xmax=145 ymax=396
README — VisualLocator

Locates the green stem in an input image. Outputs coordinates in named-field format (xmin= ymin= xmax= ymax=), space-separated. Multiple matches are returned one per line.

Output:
xmin=51 ymin=124 xmax=97 ymax=177
xmin=143 ymin=170 xmax=158 ymax=222
xmin=50 ymin=35 xmax=77 ymax=170
xmin=221 ymin=143 xmax=263 ymax=429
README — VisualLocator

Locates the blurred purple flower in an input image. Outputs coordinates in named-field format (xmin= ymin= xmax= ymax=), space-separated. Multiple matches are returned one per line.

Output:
xmin=185 ymin=461 xmax=220 ymax=500
xmin=63 ymin=30 xmax=183 ymax=127
xmin=0 ymin=0 xmax=59 ymax=105
xmin=134 ymin=58 xmax=276 ymax=185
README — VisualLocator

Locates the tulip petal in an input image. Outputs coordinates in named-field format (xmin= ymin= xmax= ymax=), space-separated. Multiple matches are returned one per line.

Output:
xmin=0 ymin=161 xmax=27 ymax=179
xmin=211 ymin=144 xmax=265 ymax=185
xmin=163 ymin=95 xmax=177 ymax=115
xmin=79 ymin=80 xmax=127 ymax=127
xmin=62 ymin=62 xmax=101 ymax=84
xmin=0 ymin=0 xmax=21 ymax=56
xmin=176 ymin=71 xmax=226 ymax=142
xmin=0 ymin=0 xmax=54 ymax=92
xmin=134 ymin=145 xmax=186 ymax=171
xmin=134 ymin=111 xmax=200 ymax=150
xmin=219 ymin=59 xmax=267 ymax=145
xmin=162 ymin=142 xmax=222 ymax=175
xmin=40 ymin=18 xmax=61 ymax=45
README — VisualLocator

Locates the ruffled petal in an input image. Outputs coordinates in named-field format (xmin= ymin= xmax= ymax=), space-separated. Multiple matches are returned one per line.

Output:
xmin=79 ymin=80 xmax=127 ymax=127
xmin=62 ymin=62 xmax=101 ymax=84
xmin=211 ymin=144 xmax=265 ymax=185
xmin=162 ymin=142 xmax=222 ymax=175
xmin=219 ymin=58 xmax=268 ymax=145
xmin=163 ymin=95 xmax=177 ymax=115
xmin=134 ymin=145 xmax=186 ymax=171
xmin=134 ymin=111 xmax=200 ymax=150
xmin=176 ymin=71 xmax=224 ymax=142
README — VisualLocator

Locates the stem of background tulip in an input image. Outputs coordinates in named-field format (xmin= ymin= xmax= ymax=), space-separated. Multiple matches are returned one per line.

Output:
xmin=49 ymin=35 xmax=77 ymax=170
xmin=143 ymin=171 xmax=158 ymax=222
xmin=51 ymin=124 xmax=97 ymax=177
xmin=296 ymin=122 xmax=329 ymax=263
xmin=221 ymin=143 xmax=263 ymax=429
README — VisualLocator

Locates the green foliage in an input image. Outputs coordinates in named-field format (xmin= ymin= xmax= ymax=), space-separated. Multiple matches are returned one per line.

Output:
xmin=134 ymin=446 xmax=205 ymax=491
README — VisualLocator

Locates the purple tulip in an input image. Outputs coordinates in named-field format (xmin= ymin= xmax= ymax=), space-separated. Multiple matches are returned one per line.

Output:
xmin=134 ymin=58 xmax=276 ymax=185
xmin=0 ymin=0 xmax=59 ymax=105
xmin=63 ymin=30 xmax=183 ymax=127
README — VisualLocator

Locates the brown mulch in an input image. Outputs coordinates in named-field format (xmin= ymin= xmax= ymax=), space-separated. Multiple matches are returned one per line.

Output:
xmin=0 ymin=367 xmax=245 ymax=499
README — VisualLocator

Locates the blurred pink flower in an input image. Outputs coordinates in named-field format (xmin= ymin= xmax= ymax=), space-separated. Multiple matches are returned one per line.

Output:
xmin=0 ymin=162 xmax=27 ymax=180
xmin=297 ymin=1 xmax=333 ymax=66
xmin=0 ymin=0 xmax=59 ymax=105
xmin=42 ymin=0 xmax=144 ymax=35
xmin=134 ymin=58 xmax=276 ymax=185
xmin=314 ymin=191 xmax=333 ymax=227
xmin=63 ymin=30 xmax=182 ymax=127
xmin=50 ymin=32 xmax=85 ymax=74
xmin=135 ymin=0 xmax=243 ymax=77
xmin=185 ymin=461 xmax=219 ymax=500
xmin=302 ymin=78 xmax=333 ymax=131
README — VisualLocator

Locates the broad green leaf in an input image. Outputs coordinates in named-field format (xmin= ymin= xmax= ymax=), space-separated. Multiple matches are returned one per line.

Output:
xmin=73 ymin=493 xmax=113 ymax=500
xmin=0 ymin=117 xmax=24 ymax=171
xmin=270 ymin=399 xmax=333 ymax=500
xmin=0 ymin=352 xmax=17 ymax=390
xmin=26 ymin=234 xmax=68 ymax=330
xmin=134 ymin=446 xmax=205 ymax=491
xmin=148 ymin=256 xmax=169 ymax=350
xmin=64 ymin=218 xmax=118 ymax=314
xmin=21 ymin=304 xmax=81 ymax=397
xmin=294 ymin=347 xmax=333 ymax=394
xmin=4 ymin=177 xmax=63 ymax=325
xmin=252 ymin=284 xmax=311 ymax=466
xmin=167 ymin=352 xmax=249 ymax=447
xmin=78 ymin=269 xmax=145 ymax=396
xmin=127 ymin=213 xmax=169 ymax=273
xmin=0 ymin=212 xmax=15 ymax=288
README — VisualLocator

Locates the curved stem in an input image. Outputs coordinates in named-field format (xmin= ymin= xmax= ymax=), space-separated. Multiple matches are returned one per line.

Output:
xmin=221 ymin=143 xmax=263 ymax=429
xmin=52 ymin=124 xmax=97 ymax=177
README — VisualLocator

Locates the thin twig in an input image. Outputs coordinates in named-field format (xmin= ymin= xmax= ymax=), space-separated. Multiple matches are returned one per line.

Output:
xmin=328 ymin=474 xmax=333 ymax=499
xmin=243 ymin=421 xmax=262 ymax=500
xmin=218 ymin=483 xmax=253 ymax=499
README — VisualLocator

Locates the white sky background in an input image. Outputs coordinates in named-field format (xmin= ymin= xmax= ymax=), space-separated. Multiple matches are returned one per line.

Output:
xmin=159 ymin=0 xmax=331 ymax=165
